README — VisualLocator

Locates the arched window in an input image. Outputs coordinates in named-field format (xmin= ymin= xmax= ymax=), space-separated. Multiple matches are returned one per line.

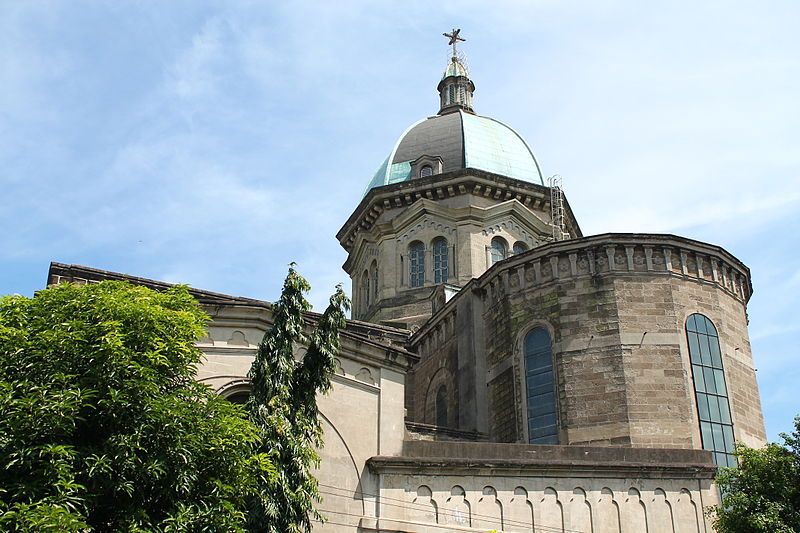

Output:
xmin=524 ymin=327 xmax=558 ymax=444
xmin=419 ymin=165 xmax=433 ymax=178
xmin=225 ymin=391 xmax=249 ymax=405
xmin=490 ymin=237 xmax=507 ymax=265
xmin=371 ymin=261 xmax=379 ymax=301
xmin=435 ymin=385 xmax=448 ymax=427
xmin=432 ymin=237 xmax=449 ymax=283
xmin=361 ymin=270 xmax=370 ymax=307
xmin=513 ymin=241 xmax=528 ymax=255
xmin=409 ymin=241 xmax=425 ymax=287
xmin=686 ymin=314 xmax=736 ymax=468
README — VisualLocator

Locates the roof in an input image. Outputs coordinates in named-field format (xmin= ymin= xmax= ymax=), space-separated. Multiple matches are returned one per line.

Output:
xmin=46 ymin=262 xmax=415 ymax=354
xmin=364 ymin=110 xmax=543 ymax=195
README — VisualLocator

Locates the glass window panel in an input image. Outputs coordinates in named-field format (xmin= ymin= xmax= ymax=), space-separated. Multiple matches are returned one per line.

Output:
xmin=525 ymin=328 xmax=550 ymax=354
xmin=528 ymin=373 xmax=550 ymax=388
xmin=703 ymin=367 xmax=718 ymax=395
xmin=409 ymin=242 xmax=425 ymax=287
xmin=696 ymin=393 xmax=710 ymax=421
xmin=712 ymin=452 xmax=728 ymax=466
xmin=530 ymin=414 xmax=557 ymax=436
xmin=718 ymin=397 xmax=732 ymax=424
xmin=699 ymin=334 xmax=714 ymax=366
xmin=722 ymin=425 xmax=735 ymax=453
xmin=432 ymin=238 xmax=448 ymax=283
xmin=693 ymin=364 xmax=706 ymax=393
xmin=704 ymin=316 xmax=718 ymax=337
xmin=708 ymin=337 xmax=722 ymax=368
xmin=531 ymin=434 xmax=559 ymax=445
xmin=711 ymin=423 xmax=725 ymax=452
xmin=725 ymin=453 xmax=738 ymax=468
xmin=707 ymin=394 xmax=722 ymax=423
xmin=700 ymin=421 xmax=714 ymax=450
xmin=491 ymin=238 xmax=507 ymax=264
xmin=528 ymin=374 xmax=553 ymax=396
xmin=528 ymin=355 xmax=552 ymax=373
xmin=687 ymin=314 xmax=698 ymax=332
xmin=714 ymin=369 xmax=728 ymax=396
xmin=698 ymin=315 xmax=712 ymax=335
xmin=530 ymin=393 xmax=556 ymax=416
xmin=688 ymin=333 xmax=702 ymax=364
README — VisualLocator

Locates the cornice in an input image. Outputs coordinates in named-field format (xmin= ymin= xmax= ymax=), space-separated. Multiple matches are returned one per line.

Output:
xmin=337 ymin=168 xmax=582 ymax=252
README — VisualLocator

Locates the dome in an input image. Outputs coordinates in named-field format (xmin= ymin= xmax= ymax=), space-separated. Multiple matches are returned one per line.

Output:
xmin=442 ymin=58 xmax=468 ymax=79
xmin=364 ymin=109 xmax=544 ymax=194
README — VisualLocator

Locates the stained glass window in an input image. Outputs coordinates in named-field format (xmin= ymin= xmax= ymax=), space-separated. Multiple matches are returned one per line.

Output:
xmin=686 ymin=314 xmax=736 ymax=468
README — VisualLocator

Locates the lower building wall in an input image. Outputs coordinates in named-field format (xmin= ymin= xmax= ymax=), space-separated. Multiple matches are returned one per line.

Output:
xmin=364 ymin=441 xmax=719 ymax=533
xmin=365 ymin=477 xmax=714 ymax=533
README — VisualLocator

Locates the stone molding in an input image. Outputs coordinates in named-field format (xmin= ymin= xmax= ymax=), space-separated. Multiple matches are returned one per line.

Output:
xmin=368 ymin=441 xmax=716 ymax=479
xmin=477 ymin=233 xmax=752 ymax=307
xmin=337 ymin=168 xmax=582 ymax=252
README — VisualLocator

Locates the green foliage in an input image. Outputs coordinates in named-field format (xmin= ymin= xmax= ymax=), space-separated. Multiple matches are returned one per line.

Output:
xmin=711 ymin=416 xmax=800 ymax=533
xmin=0 ymin=281 xmax=275 ymax=532
xmin=247 ymin=266 xmax=349 ymax=533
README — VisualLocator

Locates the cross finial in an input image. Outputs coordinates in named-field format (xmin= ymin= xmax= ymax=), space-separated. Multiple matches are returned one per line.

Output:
xmin=443 ymin=28 xmax=465 ymax=59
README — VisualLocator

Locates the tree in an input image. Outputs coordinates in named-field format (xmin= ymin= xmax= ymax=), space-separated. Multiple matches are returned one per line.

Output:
xmin=0 ymin=281 xmax=275 ymax=532
xmin=246 ymin=266 xmax=349 ymax=533
xmin=711 ymin=416 xmax=800 ymax=533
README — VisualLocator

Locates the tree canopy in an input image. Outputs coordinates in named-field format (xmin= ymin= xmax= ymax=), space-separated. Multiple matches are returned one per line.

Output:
xmin=0 ymin=281 xmax=274 ymax=532
xmin=712 ymin=416 xmax=800 ymax=533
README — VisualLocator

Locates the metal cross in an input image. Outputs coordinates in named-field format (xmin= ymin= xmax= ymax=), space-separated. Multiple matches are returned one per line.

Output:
xmin=443 ymin=28 xmax=465 ymax=58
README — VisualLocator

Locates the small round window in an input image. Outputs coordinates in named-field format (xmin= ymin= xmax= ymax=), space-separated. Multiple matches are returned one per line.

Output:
xmin=419 ymin=165 xmax=433 ymax=178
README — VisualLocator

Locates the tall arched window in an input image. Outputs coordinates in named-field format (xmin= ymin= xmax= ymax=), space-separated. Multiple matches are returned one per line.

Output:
xmin=409 ymin=241 xmax=425 ymax=287
xmin=490 ymin=237 xmax=507 ymax=265
xmin=370 ymin=261 xmax=379 ymax=301
xmin=435 ymin=385 xmax=448 ymax=427
xmin=686 ymin=314 xmax=736 ymax=468
xmin=432 ymin=237 xmax=449 ymax=283
xmin=513 ymin=241 xmax=528 ymax=255
xmin=524 ymin=327 xmax=558 ymax=444
xmin=361 ymin=270 xmax=370 ymax=308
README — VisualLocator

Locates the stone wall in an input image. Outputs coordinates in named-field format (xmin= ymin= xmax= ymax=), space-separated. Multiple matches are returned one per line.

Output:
xmin=366 ymin=441 xmax=718 ymax=533
xmin=409 ymin=233 xmax=766 ymax=449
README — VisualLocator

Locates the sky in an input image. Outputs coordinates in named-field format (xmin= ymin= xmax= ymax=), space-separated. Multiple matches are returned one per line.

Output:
xmin=1 ymin=1 xmax=797 ymax=441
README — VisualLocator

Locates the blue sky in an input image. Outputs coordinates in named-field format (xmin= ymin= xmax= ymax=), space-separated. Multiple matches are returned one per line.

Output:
xmin=1 ymin=1 xmax=797 ymax=441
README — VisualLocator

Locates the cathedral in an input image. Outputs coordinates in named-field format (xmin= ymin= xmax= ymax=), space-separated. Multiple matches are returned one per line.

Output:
xmin=49 ymin=32 xmax=766 ymax=532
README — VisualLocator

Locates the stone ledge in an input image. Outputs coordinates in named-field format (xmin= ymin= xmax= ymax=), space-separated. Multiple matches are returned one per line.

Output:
xmin=367 ymin=441 xmax=717 ymax=479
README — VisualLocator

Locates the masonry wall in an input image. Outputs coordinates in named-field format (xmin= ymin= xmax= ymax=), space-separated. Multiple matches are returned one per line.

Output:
xmin=409 ymin=234 xmax=766 ymax=449
xmin=367 ymin=441 xmax=718 ymax=533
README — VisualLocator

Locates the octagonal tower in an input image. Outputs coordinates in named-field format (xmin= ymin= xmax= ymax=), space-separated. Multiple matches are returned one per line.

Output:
xmin=337 ymin=55 xmax=581 ymax=328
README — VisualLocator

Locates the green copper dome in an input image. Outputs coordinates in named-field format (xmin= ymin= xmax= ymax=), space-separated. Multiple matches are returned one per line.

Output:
xmin=442 ymin=57 xmax=469 ymax=79
xmin=364 ymin=109 xmax=544 ymax=194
